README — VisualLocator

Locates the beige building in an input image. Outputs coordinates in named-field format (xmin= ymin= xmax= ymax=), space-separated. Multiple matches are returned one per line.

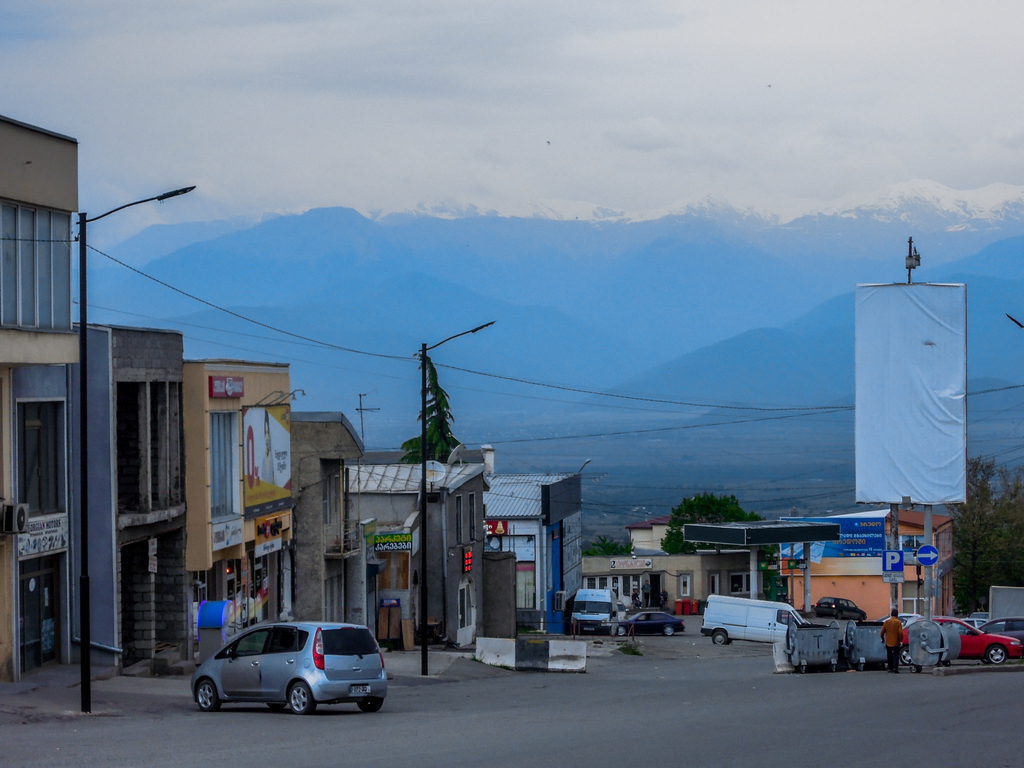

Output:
xmin=0 ymin=114 xmax=79 ymax=681
xmin=183 ymin=360 xmax=295 ymax=643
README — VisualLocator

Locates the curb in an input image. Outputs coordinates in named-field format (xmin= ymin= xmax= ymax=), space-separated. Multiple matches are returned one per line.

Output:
xmin=933 ymin=663 xmax=1024 ymax=677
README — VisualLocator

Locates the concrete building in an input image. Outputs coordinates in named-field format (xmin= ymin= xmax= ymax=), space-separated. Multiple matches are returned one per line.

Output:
xmin=625 ymin=514 xmax=672 ymax=553
xmin=183 ymin=361 xmax=295 ymax=644
xmin=68 ymin=325 xmax=188 ymax=671
xmin=350 ymin=461 xmax=487 ymax=647
xmin=289 ymin=412 xmax=366 ymax=626
xmin=483 ymin=460 xmax=583 ymax=634
xmin=0 ymin=114 xmax=79 ymax=681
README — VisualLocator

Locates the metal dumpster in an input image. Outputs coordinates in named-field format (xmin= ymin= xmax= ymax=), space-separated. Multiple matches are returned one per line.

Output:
xmin=787 ymin=619 xmax=841 ymax=673
xmin=843 ymin=621 xmax=888 ymax=671
xmin=905 ymin=620 xmax=961 ymax=672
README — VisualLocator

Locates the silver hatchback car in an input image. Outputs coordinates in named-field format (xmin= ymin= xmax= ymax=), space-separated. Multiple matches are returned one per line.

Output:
xmin=191 ymin=622 xmax=387 ymax=715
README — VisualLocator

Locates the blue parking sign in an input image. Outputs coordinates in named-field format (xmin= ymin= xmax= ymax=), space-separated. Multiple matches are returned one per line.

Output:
xmin=882 ymin=549 xmax=904 ymax=572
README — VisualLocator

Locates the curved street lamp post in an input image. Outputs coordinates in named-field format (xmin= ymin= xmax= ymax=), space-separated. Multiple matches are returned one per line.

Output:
xmin=78 ymin=186 xmax=194 ymax=712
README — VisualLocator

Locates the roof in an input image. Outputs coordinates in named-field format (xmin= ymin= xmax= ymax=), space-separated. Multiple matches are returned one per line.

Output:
xmin=485 ymin=473 xmax=574 ymax=519
xmin=0 ymin=113 xmax=77 ymax=143
xmin=351 ymin=463 xmax=484 ymax=494
xmin=897 ymin=508 xmax=952 ymax=529
xmin=625 ymin=514 xmax=672 ymax=530
xmin=684 ymin=520 xmax=842 ymax=546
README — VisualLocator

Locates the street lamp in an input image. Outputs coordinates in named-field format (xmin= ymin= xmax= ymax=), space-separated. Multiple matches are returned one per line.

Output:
xmin=77 ymin=185 xmax=194 ymax=712
xmin=419 ymin=321 xmax=494 ymax=676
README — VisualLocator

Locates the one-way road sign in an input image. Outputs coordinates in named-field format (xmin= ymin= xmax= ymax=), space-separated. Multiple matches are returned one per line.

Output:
xmin=916 ymin=545 xmax=939 ymax=567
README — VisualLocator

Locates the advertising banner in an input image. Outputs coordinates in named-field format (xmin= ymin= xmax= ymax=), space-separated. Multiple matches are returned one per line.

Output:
xmin=17 ymin=514 xmax=68 ymax=559
xmin=212 ymin=517 xmax=243 ymax=551
xmin=243 ymin=405 xmax=292 ymax=517
xmin=375 ymin=531 xmax=413 ymax=551
xmin=855 ymin=283 xmax=967 ymax=504
xmin=781 ymin=514 xmax=886 ymax=559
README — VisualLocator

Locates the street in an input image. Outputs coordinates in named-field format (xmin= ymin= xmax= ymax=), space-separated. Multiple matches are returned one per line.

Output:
xmin=1 ymin=637 xmax=1021 ymax=768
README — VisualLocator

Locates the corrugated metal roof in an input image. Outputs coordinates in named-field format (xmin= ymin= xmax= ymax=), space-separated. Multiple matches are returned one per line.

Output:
xmin=484 ymin=473 xmax=574 ymax=519
xmin=351 ymin=463 xmax=484 ymax=494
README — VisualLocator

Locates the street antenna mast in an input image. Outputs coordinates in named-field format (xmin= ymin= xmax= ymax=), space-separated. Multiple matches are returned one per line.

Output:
xmin=356 ymin=393 xmax=380 ymax=442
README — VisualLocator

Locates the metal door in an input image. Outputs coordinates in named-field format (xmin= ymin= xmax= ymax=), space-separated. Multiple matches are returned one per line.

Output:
xmin=220 ymin=629 xmax=269 ymax=698
xmin=20 ymin=556 xmax=58 ymax=673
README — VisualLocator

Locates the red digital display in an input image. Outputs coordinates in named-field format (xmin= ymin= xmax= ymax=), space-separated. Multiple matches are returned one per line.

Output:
xmin=463 ymin=550 xmax=473 ymax=573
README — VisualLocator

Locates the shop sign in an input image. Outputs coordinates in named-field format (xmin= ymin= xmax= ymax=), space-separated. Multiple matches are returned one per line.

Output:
xmin=254 ymin=514 xmax=286 ymax=557
xmin=363 ymin=519 xmax=376 ymax=551
xmin=375 ymin=531 xmax=413 ymax=551
xmin=243 ymin=405 xmax=292 ymax=517
xmin=380 ymin=598 xmax=400 ymax=608
xmin=484 ymin=520 xmax=510 ymax=535
xmin=212 ymin=517 xmax=244 ymax=551
xmin=17 ymin=513 xmax=68 ymax=559
xmin=209 ymin=375 xmax=244 ymax=398
xmin=608 ymin=557 xmax=652 ymax=570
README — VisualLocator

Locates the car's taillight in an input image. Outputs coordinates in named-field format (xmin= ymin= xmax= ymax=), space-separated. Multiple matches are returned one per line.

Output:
xmin=313 ymin=627 xmax=325 ymax=670
xmin=379 ymin=650 xmax=385 ymax=669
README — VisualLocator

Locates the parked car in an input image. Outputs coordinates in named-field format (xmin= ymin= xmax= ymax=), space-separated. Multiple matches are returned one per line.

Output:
xmin=814 ymin=597 xmax=867 ymax=621
xmin=616 ymin=611 xmax=685 ymax=636
xmin=874 ymin=613 xmax=922 ymax=627
xmin=978 ymin=618 xmax=1024 ymax=643
xmin=701 ymin=595 xmax=806 ymax=645
xmin=571 ymin=588 xmax=618 ymax=634
xmin=969 ymin=611 xmax=990 ymax=624
xmin=191 ymin=622 xmax=387 ymax=715
xmin=899 ymin=617 xmax=1023 ymax=666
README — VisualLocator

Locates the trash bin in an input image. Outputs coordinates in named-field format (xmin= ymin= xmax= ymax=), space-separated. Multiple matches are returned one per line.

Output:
xmin=690 ymin=599 xmax=699 ymax=615
xmin=843 ymin=621 xmax=888 ymax=671
xmin=786 ymin=619 xmax=841 ymax=673
xmin=676 ymin=599 xmax=686 ymax=615
xmin=197 ymin=600 xmax=233 ymax=663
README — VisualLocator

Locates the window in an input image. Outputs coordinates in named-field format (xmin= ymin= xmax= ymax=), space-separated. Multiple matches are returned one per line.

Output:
xmin=611 ymin=576 xmax=620 ymax=597
xmin=516 ymin=563 xmax=536 ymax=609
xmin=0 ymin=203 xmax=71 ymax=330
xmin=18 ymin=402 xmax=64 ymax=516
xmin=322 ymin=627 xmax=377 ymax=656
xmin=777 ymin=610 xmax=792 ymax=625
xmin=729 ymin=573 xmax=750 ymax=594
xmin=267 ymin=626 xmax=297 ymax=653
xmin=599 ymin=576 xmax=607 ymax=589
xmin=321 ymin=460 xmax=340 ymax=525
xmin=459 ymin=583 xmax=473 ymax=629
xmin=234 ymin=629 xmax=270 ymax=657
xmin=901 ymin=534 xmax=923 ymax=551
xmin=455 ymin=495 xmax=464 ymax=544
xmin=586 ymin=577 xmax=596 ymax=589
xmin=986 ymin=622 xmax=1006 ymax=633
xmin=708 ymin=573 xmax=720 ymax=595
xmin=675 ymin=573 xmax=690 ymax=597
xmin=469 ymin=493 xmax=477 ymax=541
xmin=209 ymin=411 xmax=238 ymax=518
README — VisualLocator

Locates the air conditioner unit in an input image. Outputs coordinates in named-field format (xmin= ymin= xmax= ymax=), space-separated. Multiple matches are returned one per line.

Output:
xmin=553 ymin=590 xmax=566 ymax=612
xmin=1 ymin=503 xmax=29 ymax=534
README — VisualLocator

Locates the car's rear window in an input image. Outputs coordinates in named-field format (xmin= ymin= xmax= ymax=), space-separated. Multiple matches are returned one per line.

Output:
xmin=321 ymin=627 xmax=378 ymax=657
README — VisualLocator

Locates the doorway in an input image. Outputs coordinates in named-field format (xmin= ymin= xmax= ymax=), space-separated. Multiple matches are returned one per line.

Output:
xmin=20 ymin=555 xmax=59 ymax=673
xmin=650 ymin=573 xmax=662 ymax=608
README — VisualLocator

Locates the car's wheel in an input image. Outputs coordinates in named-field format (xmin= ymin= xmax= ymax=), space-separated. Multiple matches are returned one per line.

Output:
xmin=616 ymin=625 xmax=627 ymax=636
xmin=267 ymin=703 xmax=287 ymax=711
xmin=913 ymin=665 xmax=923 ymax=673
xmin=711 ymin=629 xmax=728 ymax=645
xmin=798 ymin=663 xmax=807 ymax=674
xmin=288 ymin=681 xmax=317 ymax=715
xmin=985 ymin=644 xmax=1008 ymax=665
xmin=195 ymin=678 xmax=221 ymax=712
xmin=900 ymin=647 xmax=913 ymax=667
xmin=357 ymin=697 xmax=384 ymax=713
xmin=857 ymin=662 xmax=865 ymax=671
xmin=836 ymin=611 xmax=844 ymax=621
xmin=663 ymin=625 xmax=675 ymax=636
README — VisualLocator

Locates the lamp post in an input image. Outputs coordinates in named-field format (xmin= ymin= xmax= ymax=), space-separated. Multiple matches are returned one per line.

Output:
xmin=77 ymin=186 xmax=194 ymax=712
xmin=419 ymin=321 xmax=494 ymax=676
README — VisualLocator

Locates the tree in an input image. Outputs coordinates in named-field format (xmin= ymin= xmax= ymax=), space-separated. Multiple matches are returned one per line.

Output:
xmin=400 ymin=355 xmax=460 ymax=464
xmin=582 ymin=536 xmax=634 ymax=556
xmin=661 ymin=493 xmax=761 ymax=554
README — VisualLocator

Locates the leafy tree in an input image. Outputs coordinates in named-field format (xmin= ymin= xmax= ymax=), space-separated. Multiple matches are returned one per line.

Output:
xmin=400 ymin=355 xmax=460 ymax=464
xmin=661 ymin=493 xmax=761 ymax=554
xmin=582 ymin=536 xmax=634 ymax=556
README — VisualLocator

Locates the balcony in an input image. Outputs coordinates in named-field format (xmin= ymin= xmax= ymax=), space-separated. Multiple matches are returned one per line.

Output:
xmin=324 ymin=520 xmax=360 ymax=558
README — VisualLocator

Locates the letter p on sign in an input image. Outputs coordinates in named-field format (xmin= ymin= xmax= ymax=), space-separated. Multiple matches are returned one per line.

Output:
xmin=883 ymin=550 xmax=903 ymax=572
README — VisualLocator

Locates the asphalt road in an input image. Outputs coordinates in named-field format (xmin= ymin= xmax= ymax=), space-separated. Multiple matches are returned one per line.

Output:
xmin=1 ymin=636 xmax=1020 ymax=768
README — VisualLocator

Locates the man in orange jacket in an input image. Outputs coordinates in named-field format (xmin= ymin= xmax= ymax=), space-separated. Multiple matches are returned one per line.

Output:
xmin=880 ymin=608 xmax=903 ymax=673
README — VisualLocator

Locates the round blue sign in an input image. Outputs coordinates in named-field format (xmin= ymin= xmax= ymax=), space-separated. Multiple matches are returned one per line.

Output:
xmin=916 ymin=545 xmax=939 ymax=566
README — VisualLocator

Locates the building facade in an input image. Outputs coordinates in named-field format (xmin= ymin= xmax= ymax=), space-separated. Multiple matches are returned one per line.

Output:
xmin=0 ymin=114 xmax=79 ymax=681
xmin=183 ymin=361 xmax=295 ymax=646
xmin=290 ymin=412 xmax=366 ymax=626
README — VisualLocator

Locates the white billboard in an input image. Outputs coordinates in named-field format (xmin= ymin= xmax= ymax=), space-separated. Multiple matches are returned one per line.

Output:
xmin=855 ymin=283 xmax=966 ymax=504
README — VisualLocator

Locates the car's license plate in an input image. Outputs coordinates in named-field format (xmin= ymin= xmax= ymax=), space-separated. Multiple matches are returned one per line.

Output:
xmin=350 ymin=684 xmax=371 ymax=695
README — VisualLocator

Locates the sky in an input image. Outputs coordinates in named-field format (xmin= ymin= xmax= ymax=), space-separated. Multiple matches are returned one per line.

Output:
xmin=4 ymin=1 xmax=1024 ymax=245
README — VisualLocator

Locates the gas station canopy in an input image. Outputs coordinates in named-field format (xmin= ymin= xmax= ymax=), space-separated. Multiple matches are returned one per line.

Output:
xmin=683 ymin=520 xmax=841 ymax=547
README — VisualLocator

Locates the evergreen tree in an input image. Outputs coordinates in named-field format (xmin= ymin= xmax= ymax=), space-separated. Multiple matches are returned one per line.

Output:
xmin=400 ymin=355 xmax=461 ymax=464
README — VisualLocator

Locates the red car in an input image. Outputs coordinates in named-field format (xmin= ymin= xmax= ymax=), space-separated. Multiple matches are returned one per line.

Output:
xmin=901 ymin=617 xmax=1023 ymax=666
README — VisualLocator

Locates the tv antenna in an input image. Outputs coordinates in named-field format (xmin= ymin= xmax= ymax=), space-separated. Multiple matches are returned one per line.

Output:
xmin=356 ymin=393 xmax=380 ymax=442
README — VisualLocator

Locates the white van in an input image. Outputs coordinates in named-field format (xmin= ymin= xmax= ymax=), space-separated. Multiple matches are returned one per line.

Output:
xmin=571 ymin=589 xmax=618 ymax=634
xmin=700 ymin=595 xmax=806 ymax=645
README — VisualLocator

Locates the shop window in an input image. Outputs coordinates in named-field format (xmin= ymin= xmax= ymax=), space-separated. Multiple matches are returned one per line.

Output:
xmin=209 ymin=411 xmax=239 ymax=518
xmin=679 ymin=573 xmax=692 ymax=597
xmin=729 ymin=572 xmax=750 ymax=594
xmin=455 ymin=495 xmax=464 ymax=544
xmin=18 ymin=401 xmax=64 ymax=516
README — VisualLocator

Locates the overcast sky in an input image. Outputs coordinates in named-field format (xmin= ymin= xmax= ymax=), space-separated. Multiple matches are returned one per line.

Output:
xmin=5 ymin=1 xmax=1024 ymax=243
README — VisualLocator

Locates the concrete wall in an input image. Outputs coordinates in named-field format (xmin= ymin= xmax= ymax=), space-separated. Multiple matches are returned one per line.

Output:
xmin=0 ymin=117 xmax=78 ymax=213
xmin=482 ymin=551 xmax=517 ymax=638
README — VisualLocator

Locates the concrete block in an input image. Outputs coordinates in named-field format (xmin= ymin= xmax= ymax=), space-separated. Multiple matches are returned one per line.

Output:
xmin=773 ymin=641 xmax=795 ymax=673
xmin=475 ymin=637 xmax=515 ymax=668
xmin=547 ymin=640 xmax=587 ymax=673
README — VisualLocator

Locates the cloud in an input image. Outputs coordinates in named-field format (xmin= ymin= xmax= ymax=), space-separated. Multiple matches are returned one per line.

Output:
xmin=606 ymin=117 xmax=674 ymax=151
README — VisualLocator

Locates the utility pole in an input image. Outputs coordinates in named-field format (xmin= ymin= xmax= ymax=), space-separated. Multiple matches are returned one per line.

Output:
xmin=890 ymin=503 xmax=900 ymax=611
xmin=906 ymin=237 xmax=920 ymax=284
xmin=923 ymin=504 xmax=933 ymax=621
xmin=356 ymin=393 xmax=379 ymax=443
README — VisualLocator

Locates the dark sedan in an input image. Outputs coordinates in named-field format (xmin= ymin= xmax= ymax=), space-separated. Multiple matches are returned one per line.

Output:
xmin=813 ymin=597 xmax=867 ymax=621
xmin=616 ymin=611 xmax=685 ymax=636
xmin=979 ymin=618 xmax=1024 ymax=643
